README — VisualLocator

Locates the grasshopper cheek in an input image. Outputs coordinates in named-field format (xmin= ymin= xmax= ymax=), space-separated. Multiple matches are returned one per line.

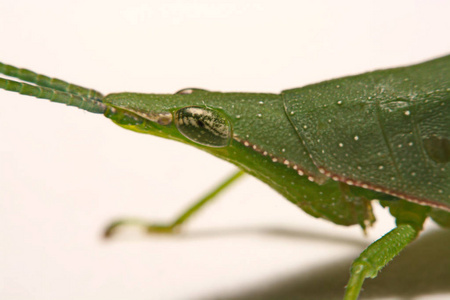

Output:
xmin=175 ymin=106 xmax=232 ymax=148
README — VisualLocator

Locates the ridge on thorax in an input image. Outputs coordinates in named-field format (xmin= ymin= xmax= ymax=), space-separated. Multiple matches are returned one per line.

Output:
xmin=233 ymin=134 xmax=325 ymax=184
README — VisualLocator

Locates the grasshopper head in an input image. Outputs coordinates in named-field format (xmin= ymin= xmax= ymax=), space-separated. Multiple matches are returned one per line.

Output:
xmin=103 ymin=88 xmax=233 ymax=148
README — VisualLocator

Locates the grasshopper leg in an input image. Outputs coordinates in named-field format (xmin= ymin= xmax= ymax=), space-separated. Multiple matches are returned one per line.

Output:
xmin=344 ymin=224 xmax=419 ymax=299
xmin=344 ymin=200 xmax=429 ymax=299
xmin=104 ymin=170 xmax=245 ymax=237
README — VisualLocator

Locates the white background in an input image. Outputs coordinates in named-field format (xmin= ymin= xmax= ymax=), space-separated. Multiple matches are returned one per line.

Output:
xmin=0 ymin=1 xmax=449 ymax=299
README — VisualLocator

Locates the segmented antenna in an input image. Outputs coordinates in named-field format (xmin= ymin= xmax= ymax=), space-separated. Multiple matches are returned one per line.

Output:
xmin=0 ymin=62 xmax=106 ymax=114
xmin=0 ymin=62 xmax=103 ymax=100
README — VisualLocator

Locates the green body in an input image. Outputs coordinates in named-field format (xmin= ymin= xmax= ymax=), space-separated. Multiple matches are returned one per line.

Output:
xmin=103 ymin=55 xmax=450 ymax=227
xmin=1 ymin=55 xmax=449 ymax=300
xmin=284 ymin=56 xmax=449 ymax=210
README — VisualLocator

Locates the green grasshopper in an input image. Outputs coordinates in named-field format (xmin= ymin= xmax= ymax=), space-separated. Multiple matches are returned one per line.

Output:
xmin=1 ymin=54 xmax=449 ymax=300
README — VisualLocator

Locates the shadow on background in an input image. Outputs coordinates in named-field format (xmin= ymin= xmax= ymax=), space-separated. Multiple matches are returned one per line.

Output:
xmin=201 ymin=228 xmax=450 ymax=300
xmin=181 ymin=226 xmax=369 ymax=248
xmin=107 ymin=223 xmax=450 ymax=299
xmin=106 ymin=225 xmax=369 ymax=248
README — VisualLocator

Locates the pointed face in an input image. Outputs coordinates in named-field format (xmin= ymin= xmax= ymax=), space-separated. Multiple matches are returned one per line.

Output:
xmin=102 ymin=88 xmax=323 ymax=180
xmin=102 ymin=89 xmax=235 ymax=148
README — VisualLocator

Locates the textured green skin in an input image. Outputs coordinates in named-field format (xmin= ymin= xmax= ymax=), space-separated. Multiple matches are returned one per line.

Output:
xmin=102 ymin=55 xmax=450 ymax=227
xmin=283 ymin=55 xmax=450 ymax=210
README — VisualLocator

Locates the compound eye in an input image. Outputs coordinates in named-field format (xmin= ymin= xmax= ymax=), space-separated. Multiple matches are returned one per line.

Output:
xmin=175 ymin=106 xmax=232 ymax=147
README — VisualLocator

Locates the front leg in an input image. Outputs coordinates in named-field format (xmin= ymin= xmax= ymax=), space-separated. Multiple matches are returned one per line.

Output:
xmin=104 ymin=170 xmax=245 ymax=237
